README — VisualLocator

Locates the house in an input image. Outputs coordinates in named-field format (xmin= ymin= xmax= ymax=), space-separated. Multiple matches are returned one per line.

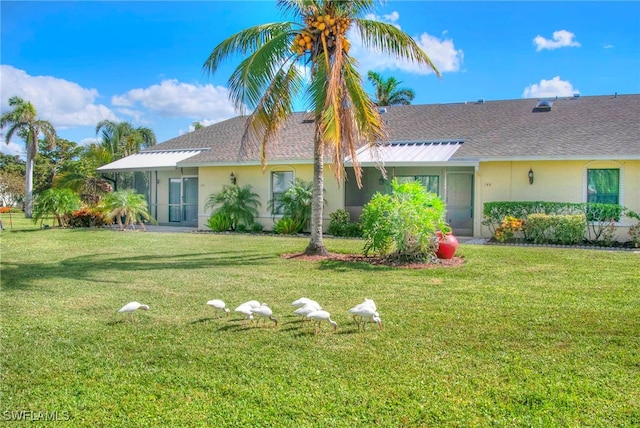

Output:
xmin=97 ymin=94 xmax=640 ymax=240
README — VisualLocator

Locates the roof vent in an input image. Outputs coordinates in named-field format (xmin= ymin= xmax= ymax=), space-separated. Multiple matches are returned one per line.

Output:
xmin=533 ymin=99 xmax=552 ymax=112
xmin=378 ymin=107 xmax=387 ymax=113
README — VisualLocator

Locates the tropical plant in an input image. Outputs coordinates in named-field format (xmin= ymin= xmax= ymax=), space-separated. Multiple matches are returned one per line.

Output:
xmin=273 ymin=216 xmax=305 ymax=235
xmin=268 ymin=178 xmax=314 ymax=232
xmin=203 ymin=0 xmax=439 ymax=255
xmin=0 ymin=96 xmax=57 ymax=218
xmin=206 ymin=212 xmax=233 ymax=232
xmin=328 ymin=208 xmax=362 ymax=237
xmin=100 ymin=189 xmax=155 ymax=231
xmin=204 ymin=184 xmax=261 ymax=231
xmin=360 ymin=179 xmax=449 ymax=262
xmin=95 ymin=120 xmax=157 ymax=159
xmin=367 ymin=71 xmax=416 ymax=106
xmin=32 ymin=188 xmax=81 ymax=228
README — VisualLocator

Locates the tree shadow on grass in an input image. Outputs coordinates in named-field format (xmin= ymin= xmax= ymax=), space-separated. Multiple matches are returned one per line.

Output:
xmin=1 ymin=250 xmax=272 ymax=290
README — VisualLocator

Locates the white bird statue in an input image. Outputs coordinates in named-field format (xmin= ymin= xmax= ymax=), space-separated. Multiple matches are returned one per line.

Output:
xmin=234 ymin=304 xmax=255 ymax=326
xmin=348 ymin=301 xmax=382 ymax=330
xmin=251 ymin=303 xmax=278 ymax=327
xmin=291 ymin=298 xmax=321 ymax=309
xmin=305 ymin=310 xmax=338 ymax=334
xmin=118 ymin=301 xmax=149 ymax=321
xmin=206 ymin=299 xmax=230 ymax=318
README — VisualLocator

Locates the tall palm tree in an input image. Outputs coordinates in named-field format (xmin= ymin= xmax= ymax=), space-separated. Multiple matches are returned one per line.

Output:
xmin=95 ymin=120 xmax=157 ymax=159
xmin=0 ymin=96 xmax=56 ymax=217
xmin=203 ymin=0 xmax=439 ymax=255
xmin=367 ymin=71 xmax=415 ymax=106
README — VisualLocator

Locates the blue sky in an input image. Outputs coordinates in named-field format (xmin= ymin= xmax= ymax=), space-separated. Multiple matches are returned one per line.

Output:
xmin=2 ymin=1 xmax=639 ymax=158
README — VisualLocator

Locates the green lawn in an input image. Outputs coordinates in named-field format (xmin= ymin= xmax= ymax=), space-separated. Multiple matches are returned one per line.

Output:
xmin=1 ymin=219 xmax=638 ymax=426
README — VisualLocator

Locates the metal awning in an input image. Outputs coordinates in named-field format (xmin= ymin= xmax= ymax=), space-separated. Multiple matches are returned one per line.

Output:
xmin=346 ymin=141 xmax=465 ymax=167
xmin=96 ymin=150 xmax=203 ymax=173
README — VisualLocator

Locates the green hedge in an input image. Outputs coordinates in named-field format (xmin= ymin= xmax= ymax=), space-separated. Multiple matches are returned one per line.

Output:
xmin=483 ymin=201 xmax=636 ymax=245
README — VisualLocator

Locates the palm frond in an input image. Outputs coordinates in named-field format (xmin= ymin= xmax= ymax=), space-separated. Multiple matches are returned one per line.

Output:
xmin=354 ymin=19 xmax=441 ymax=77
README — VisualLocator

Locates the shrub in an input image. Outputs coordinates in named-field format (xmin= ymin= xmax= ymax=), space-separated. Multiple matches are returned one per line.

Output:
xmin=205 ymin=185 xmax=261 ymax=231
xmin=68 ymin=208 xmax=108 ymax=228
xmin=273 ymin=217 xmax=304 ymax=235
xmin=360 ymin=179 xmax=449 ymax=262
xmin=268 ymin=179 xmax=315 ymax=232
xmin=32 ymin=188 xmax=81 ymax=228
xmin=524 ymin=214 xmax=586 ymax=245
xmin=251 ymin=222 xmax=264 ymax=233
xmin=206 ymin=212 xmax=233 ymax=232
xmin=328 ymin=209 xmax=362 ymax=237
xmin=494 ymin=216 xmax=524 ymax=243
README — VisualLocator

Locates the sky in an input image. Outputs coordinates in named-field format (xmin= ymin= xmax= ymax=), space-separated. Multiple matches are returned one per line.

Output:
xmin=2 ymin=1 xmax=639 ymax=158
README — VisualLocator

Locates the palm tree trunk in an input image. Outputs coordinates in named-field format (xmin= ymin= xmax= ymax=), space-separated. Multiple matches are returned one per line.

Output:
xmin=304 ymin=134 xmax=329 ymax=256
xmin=24 ymin=144 xmax=35 ymax=218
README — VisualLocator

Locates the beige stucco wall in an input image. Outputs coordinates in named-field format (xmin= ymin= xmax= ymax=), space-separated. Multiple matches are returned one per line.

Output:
xmin=198 ymin=164 xmax=343 ymax=231
xmin=475 ymin=160 xmax=640 ymax=240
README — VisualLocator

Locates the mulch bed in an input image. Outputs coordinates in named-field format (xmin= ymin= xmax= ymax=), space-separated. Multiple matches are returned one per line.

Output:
xmin=281 ymin=252 xmax=465 ymax=269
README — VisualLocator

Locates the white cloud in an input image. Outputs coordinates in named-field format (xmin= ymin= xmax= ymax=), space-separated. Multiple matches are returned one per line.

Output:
xmin=112 ymin=79 xmax=238 ymax=122
xmin=533 ymin=30 xmax=581 ymax=51
xmin=0 ymin=140 xmax=25 ymax=158
xmin=522 ymin=76 xmax=580 ymax=98
xmin=0 ymin=65 xmax=117 ymax=128
xmin=350 ymin=12 xmax=462 ymax=75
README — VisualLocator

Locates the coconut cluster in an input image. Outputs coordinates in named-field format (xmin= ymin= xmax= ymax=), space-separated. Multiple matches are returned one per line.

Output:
xmin=291 ymin=14 xmax=352 ymax=55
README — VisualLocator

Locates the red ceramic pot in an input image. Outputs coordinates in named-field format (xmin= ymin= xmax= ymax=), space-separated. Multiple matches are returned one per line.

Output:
xmin=436 ymin=231 xmax=459 ymax=259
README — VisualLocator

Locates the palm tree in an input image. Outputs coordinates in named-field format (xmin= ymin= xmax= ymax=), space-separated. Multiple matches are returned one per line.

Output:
xmin=101 ymin=189 xmax=155 ymax=231
xmin=95 ymin=120 xmax=157 ymax=159
xmin=203 ymin=0 xmax=439 ymax=255
xmin=367 ymin=71 xmax=415 ymax=106
xmin=204 ymin=184 xmax=261 ymax=230
xmin=0 ymin=96 xmax=56 ymax=217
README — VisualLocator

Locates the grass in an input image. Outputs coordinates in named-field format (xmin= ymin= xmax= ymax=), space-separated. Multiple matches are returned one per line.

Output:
xmin=1 ymin=216 xmax=639 ymax=426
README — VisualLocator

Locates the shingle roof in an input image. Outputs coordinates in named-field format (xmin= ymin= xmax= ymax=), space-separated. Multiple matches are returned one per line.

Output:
xmin=142 ymin=94 xmax=639 ymax=167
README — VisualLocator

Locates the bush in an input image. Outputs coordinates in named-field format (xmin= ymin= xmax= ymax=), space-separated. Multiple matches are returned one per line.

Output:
xmin=494 ymin=216 xmax=524 ymax=243
xmin=206 ymin=212 xmax=233 ymax=232
xmin=483 ymin=201 xmax=635 ymax=246
xmin=32 ymin=188 xmax=81 ymax=228
xmin=273 ymin=217 xmax=304 ymax=235
xmin=360 ymin=179 xmax=449 ymax=262
xmin=251 ymin=222 xmax=264 ymax=233
xmin=205 ymin=185 xmax=261 ymax=231
xmin=268 ymin=179 xmax=315 ymax=232
xmin=524 ymin=214 xmax=586 ymax=245
xmin=68 ymin=208 xmax=108 ymax=228
xmin=328 ymin=209 xmax=362 ymax=237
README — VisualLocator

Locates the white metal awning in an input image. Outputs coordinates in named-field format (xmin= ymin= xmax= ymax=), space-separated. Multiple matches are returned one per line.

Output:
xmin=346 ymin=141 xmax=465 ymax=166
xmin=96 ymin=150 xmax=203 ymax=173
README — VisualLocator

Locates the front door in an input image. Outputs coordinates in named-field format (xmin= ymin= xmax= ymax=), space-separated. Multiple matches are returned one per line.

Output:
xmin=446 ymin=172 xmax=473 ymax=236
xmin=168 ymin=177 xmax=198 ymax=226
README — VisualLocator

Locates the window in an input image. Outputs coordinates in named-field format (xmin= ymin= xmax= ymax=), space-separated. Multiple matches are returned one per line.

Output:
xmin=396 ymin=175 xmax=440 ymax=195
xmin=587 ymin=169 xmax=619 ymax=204
xmin=271 ymin=171 xmax=294 ymax=214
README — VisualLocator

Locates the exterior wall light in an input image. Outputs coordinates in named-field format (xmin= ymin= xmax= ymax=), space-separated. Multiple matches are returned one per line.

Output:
xmin=528 ymin=168 xmax=534 ymax=185
xmin=230 ymin=172 xmax=237 ymax=185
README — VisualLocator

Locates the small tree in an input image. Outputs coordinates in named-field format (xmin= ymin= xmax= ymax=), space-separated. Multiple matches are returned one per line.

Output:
xmin=32 ymin=188 xmax=81 ymax=228
xmin=101 ymin=189 xmax=155 ymax=231
xmin=204 ymin=184 xmax=261 ymax=231
xmin=360 ymin=179 xmax=449 ymax=262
